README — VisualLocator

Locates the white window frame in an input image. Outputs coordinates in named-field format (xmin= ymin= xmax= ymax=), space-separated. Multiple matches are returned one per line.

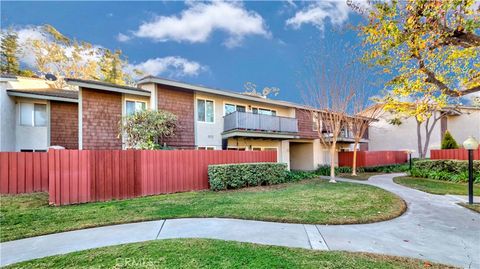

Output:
xmin=125 ymin=99 xmax=147 ymax=116
xmin=252 ymin=106 xmax=277 ymax=116
xmin=19 ymin=102 xmax=47 ymax=127
xmin=197 ymin=98 xmax=215 ymax=123
xmin=223 ymin=102 xmax=247 ymax=116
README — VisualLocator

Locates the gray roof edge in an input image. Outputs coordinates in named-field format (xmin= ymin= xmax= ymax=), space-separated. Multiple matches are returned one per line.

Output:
xmin=65 ymin=78 xmax=150 ymax=96
xmin=138 ymin=76 xmax=308 ymax=109
xmin=7 ymin=91 xmax=79 ymax=103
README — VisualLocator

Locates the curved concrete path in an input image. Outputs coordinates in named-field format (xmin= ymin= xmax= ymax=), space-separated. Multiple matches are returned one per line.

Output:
xmin=1 ymin=174 xmax=479 ymax=267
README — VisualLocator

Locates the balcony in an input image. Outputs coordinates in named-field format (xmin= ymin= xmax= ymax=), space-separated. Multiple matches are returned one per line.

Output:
xmin=223 ymin=111 xmax=298 ymax=139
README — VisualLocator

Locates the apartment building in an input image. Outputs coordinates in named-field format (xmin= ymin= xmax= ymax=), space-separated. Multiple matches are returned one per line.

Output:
xmin=0 ymin=75 xmax=367 ymax=170
xmin=367 ymin=106 xmax=480 ymax=158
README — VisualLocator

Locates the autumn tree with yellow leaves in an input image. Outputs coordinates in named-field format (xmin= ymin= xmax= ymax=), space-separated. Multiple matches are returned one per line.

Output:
xmin=353 ymin=0 xmax=479 ymax=158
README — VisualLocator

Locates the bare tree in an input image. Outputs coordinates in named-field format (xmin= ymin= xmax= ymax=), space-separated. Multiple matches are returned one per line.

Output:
xmin=301 ymin=44 xmax=359 ymax=182
xmin=349 ymin=101 xmax=384 ymax=176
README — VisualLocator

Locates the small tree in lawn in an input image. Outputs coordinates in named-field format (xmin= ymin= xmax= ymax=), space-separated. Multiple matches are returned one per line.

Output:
xmin=301 ymin=43 xmax=357 ymax=182
xmin=120 ymin=110 xmax=177 ymax=150
xmin=441 ymin=130 xmax=459 ymax=149
xmin=349 ymin=100 xmax=384 ymax=176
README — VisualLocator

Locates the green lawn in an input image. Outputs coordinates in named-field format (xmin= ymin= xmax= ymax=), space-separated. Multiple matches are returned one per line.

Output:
xmin=339 ymin=172 xmax=385 ymax=180
xmin=5 ymin=239 xmax=453 ymax=269
xmin=393 ymin=176 xmax=480 ymax=195
xmin=0 ymin=179 xmax=406 ymax=242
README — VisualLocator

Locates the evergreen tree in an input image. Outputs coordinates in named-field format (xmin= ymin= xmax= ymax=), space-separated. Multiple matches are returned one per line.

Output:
xmin=441 ymin=131 xmax=459 ymax=149
xmin=99 ymin=49 xmax=129 ymax=85
xmin=0 ymin=30 xmax=20 ymax=75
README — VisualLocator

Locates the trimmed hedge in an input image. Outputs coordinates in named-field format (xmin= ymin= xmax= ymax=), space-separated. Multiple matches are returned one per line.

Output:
xmin=411 ymin=159 xmax=480 ymax=183
xmin=286 ymin=170 xmax=318 ymax=182
xmin=208 ymin=163 xmax=288 ymax=191
xmin=316 ymin=163 xmax=409 ymax=176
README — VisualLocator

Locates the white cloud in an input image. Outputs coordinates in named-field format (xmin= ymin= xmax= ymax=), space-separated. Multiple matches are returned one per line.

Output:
xmin=14 ymin=26 xmax=47 ymax=67
xmin=10 ymin=25 xmax=205 ymax=79
xmin=132 ymin=1 xmax=270 ymax=48
xmin=286 ymin=0 xmax=370 ymax=31
xmin=116 ymin=33 xmax=131 ymax=42
xmin=127 ymin=57 xmax=206 ymax=78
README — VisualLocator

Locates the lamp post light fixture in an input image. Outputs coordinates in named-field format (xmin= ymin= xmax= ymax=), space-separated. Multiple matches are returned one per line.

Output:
xmin=463 ymin=136 xmax=479 ymax=205
xmin=405 ymin=150 xmax=415 ymax=171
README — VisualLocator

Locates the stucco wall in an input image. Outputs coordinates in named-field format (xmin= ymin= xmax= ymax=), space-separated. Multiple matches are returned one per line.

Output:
xmin=226 ymin=137 xmax=289 ymax=167
xmin=290 ymin=142 xmax=315 ymax=170
xmin=195 ymin=92 xmax=295 ymax=148
xmin=446 ymin=108 xmax=480 ymax=144
xmin=0 ymin=86 xmax=16 ymax=151
xmin=14 ymin=98 xmax=49 ymax=151
xmin=368 ymin=110 xmax=442 ymax=158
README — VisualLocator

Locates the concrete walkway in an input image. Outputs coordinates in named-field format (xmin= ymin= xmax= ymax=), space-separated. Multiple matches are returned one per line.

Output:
xmin=1 ymin=174 xmax=479 ymax=267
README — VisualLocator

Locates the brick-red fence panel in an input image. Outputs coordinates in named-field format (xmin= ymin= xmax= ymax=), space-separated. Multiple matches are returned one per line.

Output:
xmin=49 ymin=150 xmax=277 ymax=205
xmin=0 ymin=152 xmax=49 ymax=194
xmin=430 ymin=148 xmax=480 ymax=160
xmin=338 ymin=151 xmax=408 ymax=168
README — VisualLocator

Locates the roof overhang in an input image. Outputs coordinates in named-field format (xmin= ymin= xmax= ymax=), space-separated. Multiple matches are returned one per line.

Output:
xmin=66 ymin=78 xmax=150 ymax=97
xmin=7 ymin=91 xmax=78 ymax=103
xmin=138 ymin=76 xmax=302 ymax=109
xmin=0 ymin=76 xmax=18 ymax=82
xmin=222 ymin=130 xmax=298 ymax=139
xmin=326 ymin=137 xmax=369 ymax=144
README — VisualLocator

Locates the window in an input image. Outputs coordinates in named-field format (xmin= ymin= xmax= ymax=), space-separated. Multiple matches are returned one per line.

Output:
xmin=224 ymin=103 xmax=246 ymax=115
xmin=252 ymin=107 xmax=276 ymax=116
xmin=225 ymin=103 xmax=236 ymax=115
xmin=197 ymin=99 xmax=214 ymax=122
xmin=126 ymin=100 xmax=146 ymax=116
xmin=20 ymin=103 xmax=46 ymax=127
xmin=197 ymin=146 xmax=215 ymax=150
xmin=227 ymin=147 xmax=246 ymax=151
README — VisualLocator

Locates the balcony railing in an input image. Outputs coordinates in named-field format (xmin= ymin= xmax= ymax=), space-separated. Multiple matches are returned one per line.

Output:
xmin=224 ymin=111 xmax=298 ymax=133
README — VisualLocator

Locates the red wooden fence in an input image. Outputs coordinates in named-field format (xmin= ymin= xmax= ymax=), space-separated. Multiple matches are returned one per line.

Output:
xmin=48 ymin=150 xmax=277 ymax=205
xmin=430 ymin=148 xmax=480 ymax=160
xmin=0 ymin=152 xmax=49 ymax=194
xmin=338 ymin=151 xmax=408 ymax=168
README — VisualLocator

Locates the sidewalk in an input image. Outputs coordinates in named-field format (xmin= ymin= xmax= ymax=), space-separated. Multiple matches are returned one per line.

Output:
xmin=1 ymin=174 xmax=479 ymax=268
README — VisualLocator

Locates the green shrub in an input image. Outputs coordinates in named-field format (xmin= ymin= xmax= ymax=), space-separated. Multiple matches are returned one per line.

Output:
xmin=441 ymin=131 xmax=459 ymax=149
xmin=208 ymin=163 xmax=288 ymax=191
xmin=362 ymin=164 xmax=409 ymax=173
xmin=316 ymin=164 xmax=407 ymax=176
xmin=411 ymin=159 xmax=480 ymax=183
xmin=286 ymin=170 xmax=318 ymax=181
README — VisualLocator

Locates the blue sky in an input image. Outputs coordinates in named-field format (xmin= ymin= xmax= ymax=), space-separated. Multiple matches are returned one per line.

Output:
xmin=1 ymin=1 xmax=373 ymax=104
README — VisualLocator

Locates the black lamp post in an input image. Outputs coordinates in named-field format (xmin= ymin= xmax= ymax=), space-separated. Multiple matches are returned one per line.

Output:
xmin=406 ymin=150 xmax=414 ymax=171
xmin=463 ymin=136 xmax=479 ymax=205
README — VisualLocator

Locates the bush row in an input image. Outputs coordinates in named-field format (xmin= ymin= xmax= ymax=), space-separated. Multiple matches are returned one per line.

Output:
xmin=315 ymin=163 xmax=409 ymax=176
xmin=208 ymin=163 xmax=288 ymax=191
xmin=208 ymin=162 xmax=411 ymax=191
xmin=411 ymin=159 xmax=480 ymax=183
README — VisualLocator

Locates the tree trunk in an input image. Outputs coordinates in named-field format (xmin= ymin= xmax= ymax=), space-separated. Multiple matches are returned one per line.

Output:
xmin=351 ymin=140 xmax=359 ymax=176
xmin=416 ymin=120 xmax=425 ymax=159
xmin=423 ymin=123 xmax=432 ymax=159
xmin=329 ymin=143 xmax=337 ymax=183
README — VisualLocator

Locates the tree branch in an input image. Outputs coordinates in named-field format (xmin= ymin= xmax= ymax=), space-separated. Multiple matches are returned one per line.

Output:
xmin=415 ymin=55 xmax=480 ymax=96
